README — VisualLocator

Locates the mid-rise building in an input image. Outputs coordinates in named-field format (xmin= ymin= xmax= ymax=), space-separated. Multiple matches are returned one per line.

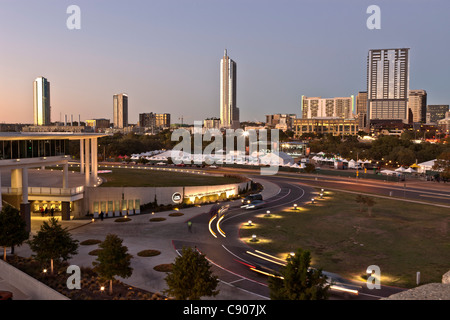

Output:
xmin=220 ymin=49 xmax=239 ymax=129
xmin=367 ymin=48 xmax=410 ymax=123
xmin=265 ymin=114 xmax=297 ymax=131
xmin=355 ymin=91 xmax=368 ymax=129
xmin=33 ymin=77 xmax=51 ymax=126
xmin=426 ymin=105 xmax=449 ymax=124
xmin=85 ymin=119 xmax=111 ymax=130
xmin=293 ymin=118 xmax=358 ymax=138
xmin=113 ymin=94 xmax=128 ymax=128
xmin=301 ymin=96 xmax=354 ymax=119
xmin=138 ymin=113 xmax=171 ymax=131
xmin=203 ymin=118 xmax=220 ymax=130
xmin=408 ymin=90 xmax=427 ymax=123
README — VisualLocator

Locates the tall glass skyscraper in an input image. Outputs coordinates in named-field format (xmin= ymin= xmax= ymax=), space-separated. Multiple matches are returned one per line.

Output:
xmin=33 ymin=77 xmax=51 ymax=126
xmin=220 ymin=49 xmax=239 ymax=129
xmin=113 ymin=93 xmax=128 ymax=128
xmin=367 ymin=48 xmax=410 ymax=123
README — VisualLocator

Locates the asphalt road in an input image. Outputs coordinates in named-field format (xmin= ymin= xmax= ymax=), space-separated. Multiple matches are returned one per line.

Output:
xmin=173 ymin=176 xmax=408 ymax=300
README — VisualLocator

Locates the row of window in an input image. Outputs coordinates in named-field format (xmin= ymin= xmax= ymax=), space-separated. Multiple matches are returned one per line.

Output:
xmin=0 ymin=139 xmax=69 ymax=160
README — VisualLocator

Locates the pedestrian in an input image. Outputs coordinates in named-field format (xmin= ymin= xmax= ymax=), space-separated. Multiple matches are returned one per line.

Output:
xmin=188 ymin=220 xmax=192 ymax=232
xmin=50 ymin=207 xmax=54 ymax=216
xmin=100 ymin=211 xmax=104 ymax=221
xmin=44 ymin=207 xmax=48 ymax=216
xmin=40 ymin=207 xmax=44 ymax=217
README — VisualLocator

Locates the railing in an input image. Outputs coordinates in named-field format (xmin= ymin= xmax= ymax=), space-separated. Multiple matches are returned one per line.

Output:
xmin=1 ymin=186 xmax=84 ymax=196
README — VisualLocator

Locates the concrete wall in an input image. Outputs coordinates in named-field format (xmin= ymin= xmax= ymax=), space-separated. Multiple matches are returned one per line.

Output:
xmin=81 ymin=181 xmax=249 ymax=218
xmin=0 ymin=259 xmax=69 ymax=300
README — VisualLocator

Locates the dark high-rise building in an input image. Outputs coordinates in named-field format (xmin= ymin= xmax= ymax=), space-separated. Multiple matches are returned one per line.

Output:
xmin=426 ymin=105 xmax=449 ymax=124
xmin=139 ymin=113 xmax=170 ymax=130
xmin=367 ymin=48 xmax=410 ymax=123
xmin=113 ymin=94 xmax=128 ymax=128
xmin=408 ymin=90 xmax=427 ymax=123
xmin=33 ymin=77 xmax=51 ymax=126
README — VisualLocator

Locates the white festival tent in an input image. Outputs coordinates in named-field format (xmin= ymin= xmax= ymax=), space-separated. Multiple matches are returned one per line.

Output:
xmin=259 ymin=152 xmax=294 ymax=166
xmin=416 ymin=159 xmax=437 ymax=173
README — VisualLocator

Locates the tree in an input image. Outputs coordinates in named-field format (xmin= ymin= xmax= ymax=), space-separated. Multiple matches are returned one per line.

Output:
xmin=93 ymin=234 xmax=133 ymax=295
xmin=269 ymin=248 xmax=329 ymax=300
xmin=0 ymin=205 xmax=29 ymax=261
xmin=28 ymin=217 xmax=79 ymax=273
xmin=164 ymin=246 xmax=219 ymax=300
xmin=355 ymin=194 xmax=365 ymax=213
xmin=433 ymin=151 xmax=450 ymax=180
xmin=364 ymin=197 xmax=376 ymax=217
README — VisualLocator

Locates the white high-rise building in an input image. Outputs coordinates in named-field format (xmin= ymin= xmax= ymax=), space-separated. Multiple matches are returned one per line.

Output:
xmin=220 ymin=49 xmax=239 ymax=129
xmin=33 ymin=77 xmax=51 ymax=126
xmin=367 ymin=48 xmax=410 ymax=123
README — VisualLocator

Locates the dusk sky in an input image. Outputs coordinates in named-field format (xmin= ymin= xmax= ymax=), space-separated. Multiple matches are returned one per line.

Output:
xmin=1 ymin=0 xmax=450 ymax=125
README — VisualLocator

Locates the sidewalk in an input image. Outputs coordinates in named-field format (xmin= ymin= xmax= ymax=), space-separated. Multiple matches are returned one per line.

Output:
xmin=9 ymin=178 xmax=282 ymax=300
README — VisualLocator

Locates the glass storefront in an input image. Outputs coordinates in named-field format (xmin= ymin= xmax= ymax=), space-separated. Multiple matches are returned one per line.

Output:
xmin=0 ymin=139 xmax=69 ymax=160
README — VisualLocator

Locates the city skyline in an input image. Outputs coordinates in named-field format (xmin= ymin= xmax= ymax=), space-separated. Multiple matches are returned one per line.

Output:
xmin=2 ymin=1 xmax=450 ymax=125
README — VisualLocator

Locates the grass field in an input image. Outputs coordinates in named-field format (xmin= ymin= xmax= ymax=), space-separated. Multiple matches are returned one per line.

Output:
xmin=240 ymin=190 xmax=450 ymax=288
xmin=98 ymin=168 xmax=244 ymax=187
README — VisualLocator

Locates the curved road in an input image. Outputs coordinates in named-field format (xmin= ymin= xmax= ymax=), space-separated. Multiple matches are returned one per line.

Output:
xmin=172 ymin=174 xmax=412 ymax=300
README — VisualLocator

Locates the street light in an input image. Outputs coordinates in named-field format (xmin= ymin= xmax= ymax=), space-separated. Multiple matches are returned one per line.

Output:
xmin=311 ymin=198 xmax=315 ymax=204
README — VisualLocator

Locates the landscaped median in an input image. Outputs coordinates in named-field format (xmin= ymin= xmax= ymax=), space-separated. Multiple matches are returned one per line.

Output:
xmin=240 ymin=188 xmax=450 ymax=288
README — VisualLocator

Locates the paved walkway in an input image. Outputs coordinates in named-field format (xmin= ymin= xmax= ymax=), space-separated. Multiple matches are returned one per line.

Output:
xmin=7 ymin=177 xmax=281 ymax=300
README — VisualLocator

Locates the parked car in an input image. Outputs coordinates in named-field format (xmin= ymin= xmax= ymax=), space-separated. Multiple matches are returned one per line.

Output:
xmin=0 ymin=291 xmax=13 ymax=300
xmin=241 ymin=194 xmax=263 ymax=204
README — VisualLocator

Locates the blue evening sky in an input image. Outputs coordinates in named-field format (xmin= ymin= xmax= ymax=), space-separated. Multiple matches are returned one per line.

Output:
xmin=1 ymin=0 xmax=449 ymax=124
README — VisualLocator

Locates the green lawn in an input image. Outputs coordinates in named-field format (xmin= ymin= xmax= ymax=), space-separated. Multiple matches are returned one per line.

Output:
xmin=240 ymin=190 xmax=450 ymax=288
xmin=98 ymin=168 xmax=244 ymax=187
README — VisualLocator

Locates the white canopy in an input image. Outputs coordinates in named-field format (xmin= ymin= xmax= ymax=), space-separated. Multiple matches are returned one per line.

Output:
xmin=395 ymin=167 xmax=406 ymax=172
xmin=259 ymin=151 xmax=294 ymax=166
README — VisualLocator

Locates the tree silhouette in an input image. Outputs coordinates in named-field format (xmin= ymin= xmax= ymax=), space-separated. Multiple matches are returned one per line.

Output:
xmin=269 ymin=248 xmax=329 ymax=300
xmin=0 ymin=205 xmax=29 ymax=261
xmin=164 ymin=246 xmax=219 ymax=300
xmin=28 ymin=217 xmax=78 ymax=273
xmin=93 ymin=234 xmax=133 ymax=295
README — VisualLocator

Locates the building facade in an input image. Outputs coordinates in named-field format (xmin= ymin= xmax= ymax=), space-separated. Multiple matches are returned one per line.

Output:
xmin=203 ymin=118 xmax=220 ymax=130
xmin=426 ymin=105 xmax=449 ymax=124
xmin=220 ymin=49 xmax=240 ymax=129
xmin=113 ymin=94 xmax=128 ymax=128
xmin=85 ymin=119 xmax=111 ymax=130
xmin=139 ymin=113 xmax=171 ymax=131
xmin=33 ymin=77 xmax=51 ymax=126
xmin=408 ymin=90 xmax=427 ymax=123
xmin=293 ymin=118 xmax=359 ymax=138
xmin=367 ymin=48 xmax=410 ymax=123
xmin=301 ymin=96 xmax=354 ymax=119
xmin=355 ymin=91 xmax=368 ymax=129
xmin=265 ymin=114 xmax=297 ymax=131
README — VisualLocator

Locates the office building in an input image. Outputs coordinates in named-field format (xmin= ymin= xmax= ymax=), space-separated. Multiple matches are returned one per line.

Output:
xmin=203 ymin=118 xmax=220 ymax=130
xmin=301 ymin=96 xmax=354 ymax=119
xmin=408 ymin=90 xmax=427 ymax=123
xmin=426 ymin=105 xmax=449 ymax=124
xmin=85 ymin=119 xmax=111 ymax=130
xmin=220 ymin=49 xmax=240 ymax=129
xmin=367 ymin=48 xmax=410 ymax=123
xmin=33 ymin=77 xmax=51 ymax=126
xmin=266 ymin=114 xmax=297 ymax=131
xmin=113 ymin=94 xmax=128 ymax=128
xmin=139 ymin=113 xmax=171 ymax=131
xmin=355 ymin=91 xmax=368 ymax=129
xmin=293 ymin=118 xmax=359 ymax=138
